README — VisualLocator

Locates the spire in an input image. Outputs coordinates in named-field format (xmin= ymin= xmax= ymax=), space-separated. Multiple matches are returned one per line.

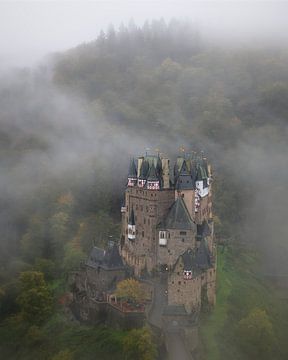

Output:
xmin=128 ymin=158 xmax=137 ymax=178
xmin=147 ymin=162 xmax=158 ymax=181
xmin=175 ymin=159 xmax=195 ymax=190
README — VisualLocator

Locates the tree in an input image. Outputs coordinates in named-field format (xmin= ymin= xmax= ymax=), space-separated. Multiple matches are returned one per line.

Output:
xmin=115 ymin=278 xmax=145 ymax=304
xmin=17 ymin=271 xmax=53 ymax=324
xmin=236 ymin=308 xmax=276 ymax=359
xmin=122 ymin=327 xmax=157 ymax=360
xmin=51 ymin=350 xmax=74 ymax=360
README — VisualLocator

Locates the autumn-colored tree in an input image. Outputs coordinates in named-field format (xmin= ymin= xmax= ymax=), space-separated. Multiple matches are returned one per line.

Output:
xmin=236 ymin=308 xmax=276 ymax=359
xmin=122 ymin=327 xmax=157 ymax=360
xmin=115 ymin=278 xmax=145 ymax=304
xmin=51 ymin=349 xmax=74 ymax=360
xmin=17 ymin=271 xmax=53 ymax=325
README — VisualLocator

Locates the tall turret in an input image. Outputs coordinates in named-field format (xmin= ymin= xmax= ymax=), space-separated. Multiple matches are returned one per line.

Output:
xmin=127 ymin=158 xmax=137 ymax=187
xmin=146 ymin=163 xmax=160 ymax=190
xmin=175 ymin=160 xmax=194 ymax=191
xmin=127 ymin=207 xmax=136 ymax=241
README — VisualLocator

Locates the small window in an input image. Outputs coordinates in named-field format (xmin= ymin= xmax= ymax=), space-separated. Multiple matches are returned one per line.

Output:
xmin=180 ymin=231 xmax=186 ymax=235
xmin=182 ymin=238 xmax=185 ymax=242
xmin=178 ymin=281 xmax=181 ymax=285
xmin=142 ymin=231 xmax=144 ymax=237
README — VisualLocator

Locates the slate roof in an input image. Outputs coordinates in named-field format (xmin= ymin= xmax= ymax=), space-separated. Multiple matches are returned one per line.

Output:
xmin=86 ymin=244 xmax=125 ymax=270
xmin=160 ymin=197 xmax=196 ymax=230
xmin=147 ymin=162 xmax=159 ymax=181
xmin=139 ymin=160 xmax=149 ymax=179
xmin=195 ymin=238 xmax=211 ymax=270
xmin=197 ymin=220 xmax=211 ymax=238
xmin=128 ymin=158 xmax=137 ymax=178
xmin=195 ymin=164 xmax=208 ymax=181
xmin=173 ymin=241 xmax=211 ymax=274
xmin=175 ymin=160 xmax=195 ymax=190
xmin=182 ymin=249 xmax=195 ymax=271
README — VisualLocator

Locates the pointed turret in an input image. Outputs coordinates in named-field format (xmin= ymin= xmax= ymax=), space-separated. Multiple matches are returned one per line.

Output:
xmin=195 ymin=162 xmax=209 ymax=197
xmin=146 ymin=162 xmax=160 ymax=190
xmin=127 ymin=158 xmax=137 ymax=187
xmin=175 ymin=160 xmax=195 ymax=190
xmin=138 ymin=160 xmax=148 ymax=187
xmin=128 ymin=207 xmax=136 ymax=240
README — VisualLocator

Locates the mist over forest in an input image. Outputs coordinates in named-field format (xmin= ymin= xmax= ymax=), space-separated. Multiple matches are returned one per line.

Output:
xmin=0 ymin=16 xmax=288 ymax=360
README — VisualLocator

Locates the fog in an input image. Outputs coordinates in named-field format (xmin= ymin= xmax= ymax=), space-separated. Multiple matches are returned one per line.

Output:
xmin=1 ymin=1 xmax=288 ymax=67
xmin=0 ymin=1 xmax=288 ymax=276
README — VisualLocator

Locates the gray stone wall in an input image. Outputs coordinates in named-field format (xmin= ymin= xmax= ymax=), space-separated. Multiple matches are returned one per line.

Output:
xmin=122 ymin=187 xmax=174 ymax=274
xmin=157 ymin=228 xmax=196 ymax=268
xmin=168 ymin=259 xmax=202 ymax=314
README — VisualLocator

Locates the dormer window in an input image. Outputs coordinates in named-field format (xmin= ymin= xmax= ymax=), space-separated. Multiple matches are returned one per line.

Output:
xmin=138 ymin=179 xmax=146 ymax=188
xmin=147 ymin=181 xmax=160 ymax=190
xmin=159 ymin=231 xmax=168 ymax=246
xmin=183 ymin=270 xmax=192 ymax=280
xmin=128 ymin=177 xmax=137 ymax=187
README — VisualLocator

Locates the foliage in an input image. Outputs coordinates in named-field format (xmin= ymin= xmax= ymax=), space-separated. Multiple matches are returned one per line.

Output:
xmin=51 ymin=349 xmax=74 ymax=360
xmin=200 ymin=248 xmax=288 ymax=360
xmin=1 ymin=19 xmax=288 ymax=360
xmin=115 ymin=278 xmax=145 ymax=304
xmin=236 ymin=308 xmax=275 ymax=359
xmin=122 ymin=327 xmax=157 ymax=360
xmin=17 ymin=271 xmax=53 ymax=325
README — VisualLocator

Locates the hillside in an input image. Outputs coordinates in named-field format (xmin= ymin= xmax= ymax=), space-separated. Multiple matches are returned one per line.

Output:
xmin=0 ymin=20 xmax=288 ymax=359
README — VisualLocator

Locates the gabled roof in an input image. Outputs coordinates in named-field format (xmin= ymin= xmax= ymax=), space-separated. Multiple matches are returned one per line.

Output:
xmin=103 ymin=244 xmax=124 ymax=268
xmin=195 ymin=238 xmax=211 ymax=269
xmin=197 ymin=220 xmax=211 ymax=237
xmin=172 ymin=241 xmax=212 ymax=274
xmin=182 ymin=248 xmax=195 ymax=271
xmin=161 ymin=196 xmax=195 ymax=230
xmin=86 ymin=244 xmax=125 ymax=270
xmin=147 ymin=162 xmax=159 ymax=181
xmin=128 ymin=158 xmax=137 ymax=178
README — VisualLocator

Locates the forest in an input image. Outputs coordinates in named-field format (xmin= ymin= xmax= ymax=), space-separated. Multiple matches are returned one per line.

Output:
xmin=0 ymin=20 xmax=288 ymax=359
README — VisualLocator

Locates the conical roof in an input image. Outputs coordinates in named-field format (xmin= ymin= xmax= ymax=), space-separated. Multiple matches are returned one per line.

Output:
xmin=147 ymin=162 xmax=159 ymax=181
xmin=139 ymin=160 xmax=149 ymax=179
xmin=196 ymin=164 xmax=208 ymax=181
xmin=128 ymin=158 xmax=137 ymax=178
xmin=162 ymin=197 xmax=195 ymax=230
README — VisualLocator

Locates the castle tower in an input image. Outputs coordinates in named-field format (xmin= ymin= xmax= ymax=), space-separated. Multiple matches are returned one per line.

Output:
xmin=127 ymin=207 xmax=136 ymax=241
xmin=127 ymin=158 xmax=137 ymax=187
xmin=120 ymin=151 xmax=216 ymax=312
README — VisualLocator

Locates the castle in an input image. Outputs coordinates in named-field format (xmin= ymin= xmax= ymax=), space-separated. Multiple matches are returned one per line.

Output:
xmin=72 ymin=151 xmax=216 ymax=326
xmin=120 ymin=152 xmax=216 ymax=314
